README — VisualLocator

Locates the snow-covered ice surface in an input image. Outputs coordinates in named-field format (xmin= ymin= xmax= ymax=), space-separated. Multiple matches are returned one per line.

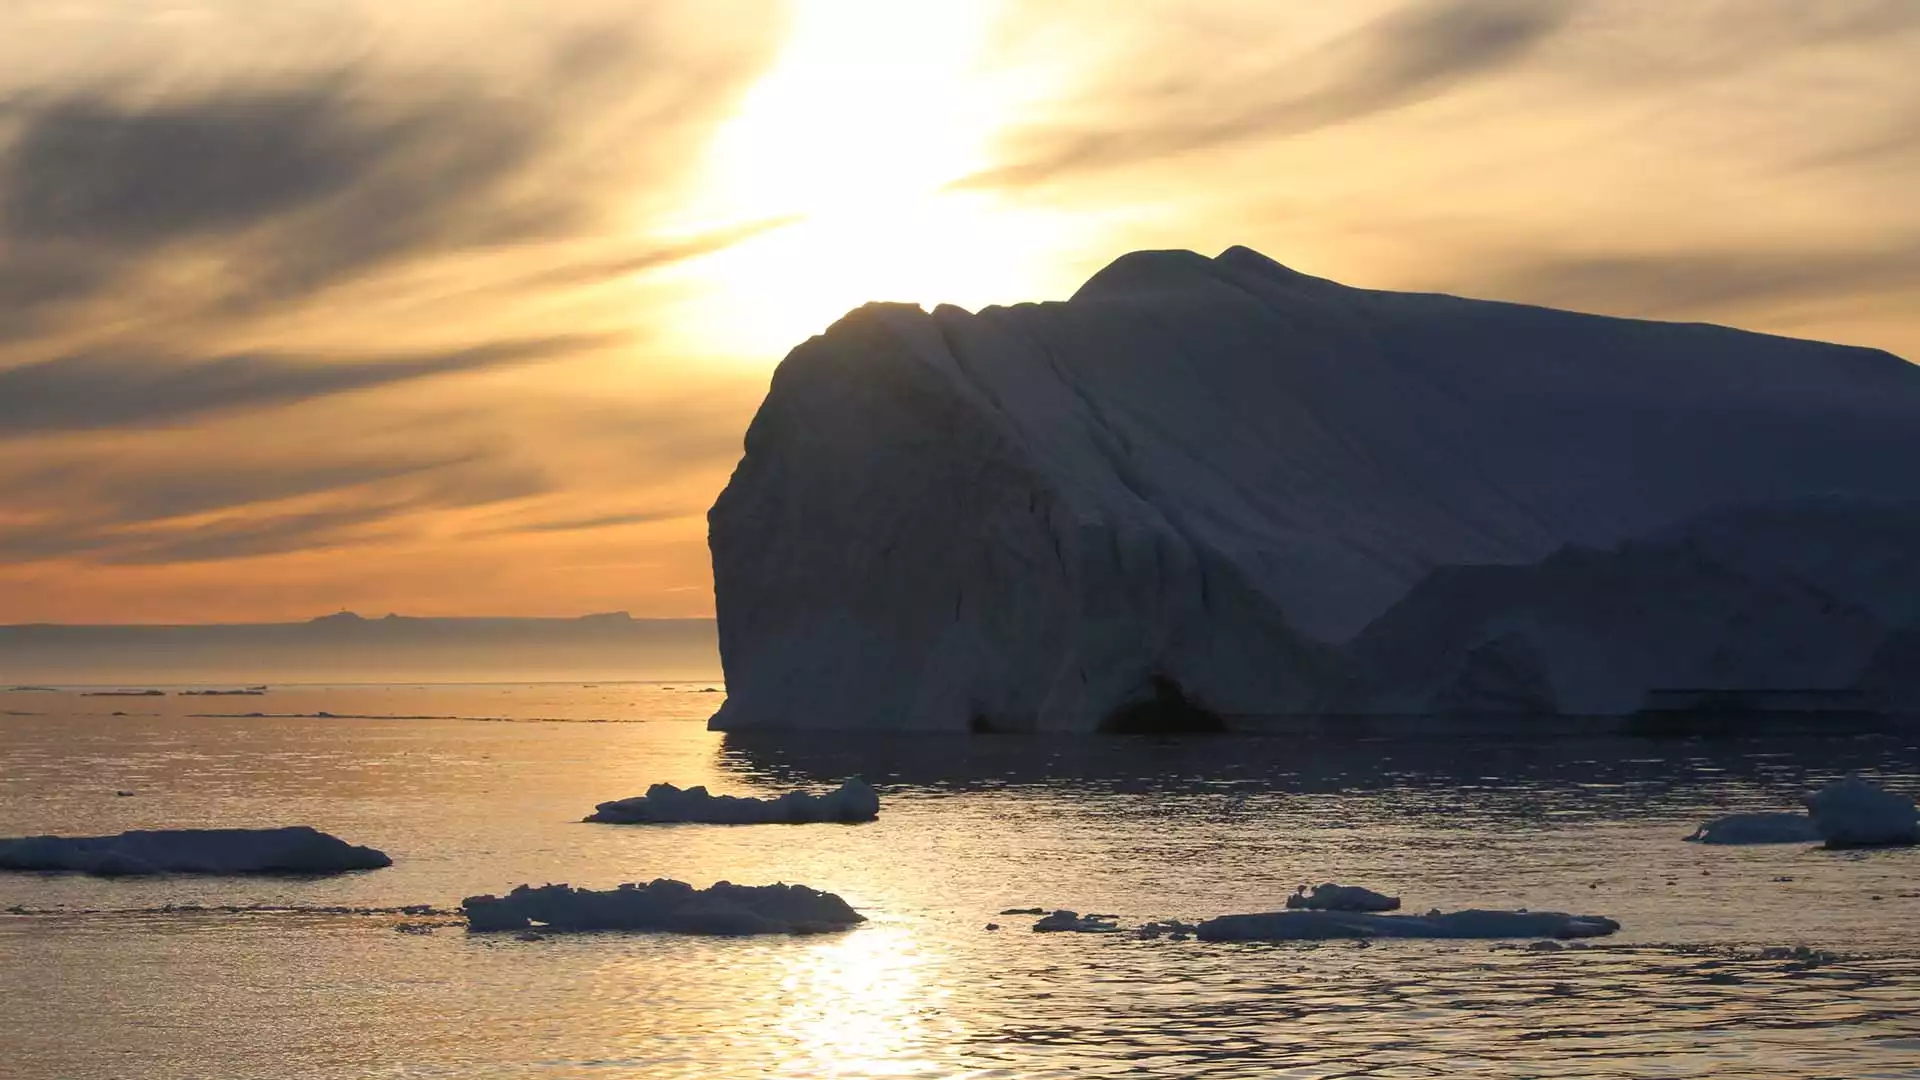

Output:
xmin=710 ymin=247 xmax=1920 ymax=731
xmin=1284 ymin=882 xmax=1400 ymax=911
xmin=1197 ymin=908 xmax=1619 ymax=942
xmin=5 ymin=687 xmax=1920 ymax=1078
xmin=462 ymin=879 xmax=864 ymax=934
xmin=584 ymin=778 xmax=878 ymax=824
xmin=1806 ymin=775 xmax=1920 ymax=847
xmin=1684 ymin=813 xmax=1821 ymax=845
xmin=0 ymin=826 xmax=390 ymax=875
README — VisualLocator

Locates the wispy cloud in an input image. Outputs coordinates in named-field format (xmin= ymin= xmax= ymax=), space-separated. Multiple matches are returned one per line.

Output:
xmin=961 ymin=0 xmax=1581 ymax=190
xmin=1456 ymin=243 xmax=1920 ymax=325
xmin=0 ymin=336 xmax=609 ymax=436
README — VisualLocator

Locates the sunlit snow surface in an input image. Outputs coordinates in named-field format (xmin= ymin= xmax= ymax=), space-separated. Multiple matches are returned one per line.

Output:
xmin=3 ymin=684 xmax=1920 ymax=1078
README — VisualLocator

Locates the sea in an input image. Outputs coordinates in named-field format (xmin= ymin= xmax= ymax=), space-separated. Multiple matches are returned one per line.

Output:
xmin=3 ymin=682 xmax=1919 ymax=1079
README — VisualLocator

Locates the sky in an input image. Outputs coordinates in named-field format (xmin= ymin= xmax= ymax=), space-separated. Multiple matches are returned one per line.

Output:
xmin=1 ymin=0 xmax=1916 ymax=624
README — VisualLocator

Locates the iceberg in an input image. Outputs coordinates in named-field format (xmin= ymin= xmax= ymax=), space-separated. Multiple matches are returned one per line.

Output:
xmin=583 ymin=778 xmax=878 ymax=824
xmin=1683 ymin=813 xmax=1821 ymax=845
xmin=1285 ymin=883 xmax=1401 ymax=912
xmin=1805 ymin=776 xmax=1919 ymax=847
xmin=461 ymin=880 xmax=865 ymax=935
xmin=0 ymin=827 xmax=391 ymax=876
xmin=708 ymin=246 xmax=1920 ymax=731
xmin=1195 ymin=908 xmax=1620 ymax=942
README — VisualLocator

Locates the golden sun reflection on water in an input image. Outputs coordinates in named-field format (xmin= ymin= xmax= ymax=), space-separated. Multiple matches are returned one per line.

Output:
xmin=772 ymin=921 xmax=951 ymax=1077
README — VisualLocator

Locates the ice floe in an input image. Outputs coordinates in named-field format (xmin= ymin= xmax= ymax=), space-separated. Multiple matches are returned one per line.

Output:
xmin=462 ymin=880 xmax=865 ymax=935
xmin=1683 ymin=812 xmax=1821 ymax=845
xmin=1195 ymin=909 xmax=1620 ymax=942
xmin=583 ymin=778 xmax=879 ymax=824
xmin=1285 ymin=883 xmax=1401 ymax=912
xmin=1031 ymin=910 xmax=1119 ymax=933
xmin=0 ymin=827 xmax=391 ymax=876
xmin=1806 ymin=775 xmax=1919 ymax=848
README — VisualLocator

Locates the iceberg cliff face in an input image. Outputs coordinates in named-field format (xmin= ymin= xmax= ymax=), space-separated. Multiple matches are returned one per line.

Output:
xmin=709 ymin=247 xmax=1920 ymax=731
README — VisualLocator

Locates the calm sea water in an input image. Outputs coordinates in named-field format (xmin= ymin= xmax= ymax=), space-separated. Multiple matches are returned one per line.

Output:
xmin=3 ymin=684 xmax=1919 ymax=1078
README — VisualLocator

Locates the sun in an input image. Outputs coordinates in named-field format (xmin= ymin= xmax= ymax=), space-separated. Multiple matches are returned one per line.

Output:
xmin=657 ymin=0 xmax=1093 ymax=361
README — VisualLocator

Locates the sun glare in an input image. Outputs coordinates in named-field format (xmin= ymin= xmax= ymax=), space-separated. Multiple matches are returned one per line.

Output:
xmin=661 ymin=0 xmax=1088 ymax=361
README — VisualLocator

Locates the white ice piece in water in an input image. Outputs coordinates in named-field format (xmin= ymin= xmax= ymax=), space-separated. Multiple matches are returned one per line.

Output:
xmin=1195 ymin=908 xmax=1620 ymax=942
xmin=462 ymin=880 xmax=866 ymax=935
xmin=584 ymin=778 xmax=879 ymax=824
xmin=1285 ymin=883 xmax=1401 ymax=912
xmin=1031 ymin=910 xmax=1120 ymax=933
xmin=1805 ymin=776 xmax=1919 ymax=847
xmin=0 ymin=827 xmax=391 ymax=876
xmin=708 ymin=245 xmax=1920 ymax=732
xmin=1683 ymin=812 xmax=1821 ymax=845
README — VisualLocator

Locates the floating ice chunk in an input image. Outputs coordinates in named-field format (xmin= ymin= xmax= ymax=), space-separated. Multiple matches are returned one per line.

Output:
xmin=0 ymin=827 xmax=390 ymax=876
xmin=584 ymin=778 xmax=879 ymax=824
xmin=1805 ymin=776 xmax=1919 ymax=847
xmin=1683 ymin=812 xmax=1821 ymax=845
xmin=1285 ymin=883 xmax=1401 ymax=912
xmin=1195 ymin=908 xmax=1619 ymax=942
xmin=1135 ymin=919 xmax=1198 ymax=940
xmin=461 ymin=880 xmax=865 ymax=935
xmin=1031 ymin=910 xmax=1119 ymax=933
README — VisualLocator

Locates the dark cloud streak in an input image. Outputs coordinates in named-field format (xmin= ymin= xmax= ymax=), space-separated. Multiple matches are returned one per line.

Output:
xmin=1455 ymin=242 xmax=1920 ymax=330
xmin=960 ymin=0 xmax=1580 ymax=190
xmin=0 ymin=335 xmax=610 ymax=436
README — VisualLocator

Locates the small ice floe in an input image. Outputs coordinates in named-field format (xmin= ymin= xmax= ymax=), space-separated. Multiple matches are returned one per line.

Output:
xmin=1805 ymin=776 xmax=1919 ymax=848
xmin=1285 ymin=883 xmax=1401 ymax=912
xmin=1194 ymin=908 xmax=1620 ymax=942
xmin=461 ymin=880 xmax=865 ymax=935
xmin=584 ymin=778 xmax=879 ymax=825
xmin=1134 ymin=919 xmax=1198 ymax=940
xmin=0 ymin=827 xmax=391 ymax=876
xmin=1683 ymin=812 xmax=1820 ymax=845
xmin=1031 ymin=910 xmax=1120 ymax=933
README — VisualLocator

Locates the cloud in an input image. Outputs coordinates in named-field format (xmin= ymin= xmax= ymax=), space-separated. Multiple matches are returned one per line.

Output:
xmin=0 ymin=446 xmax=552 ymax=564
xmin=0 ymin=12 xmax=782 ymax=334
xmin=504 ymin=509 xmax=694 ymax=534
xmin=962 ymin=0 xmax=1580 ymax=190
xmin=0 ymin=335 xmax=609 ymax=436
xmin=1460 ymin=243 xmax=1920 ymax=325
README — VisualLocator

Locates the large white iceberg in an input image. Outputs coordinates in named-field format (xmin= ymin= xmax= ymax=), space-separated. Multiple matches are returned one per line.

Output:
xmin=461 ymin=880 xmax=865 ymax=935
xmin=583 ymin=778 xmax=879 ymax=824
xmin=709 ymin=246 xmax=1920 ymax=731
xmin=1805 ymin=776 xmax=1919 ymax=847
xmin=1195 ymin=908 xmax=1620 ymax=942
xmin=0 ymin=827 xmax=391 ymax=876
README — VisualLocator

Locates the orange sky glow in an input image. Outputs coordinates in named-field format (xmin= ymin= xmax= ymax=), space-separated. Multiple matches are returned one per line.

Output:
xmin=1 ymin=0 xmax=1916 ymax=622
